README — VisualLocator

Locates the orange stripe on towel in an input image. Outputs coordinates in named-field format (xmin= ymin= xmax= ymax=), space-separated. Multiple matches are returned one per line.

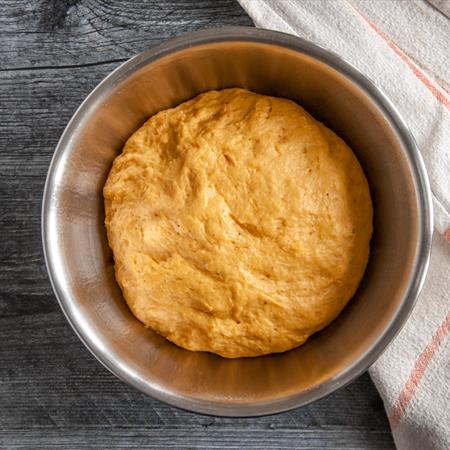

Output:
xmin=444 ymin=227 xmax=450 ymax=243
xmin=388 ymin=312 xmax=450 ymax=429
xmin=346 ymin=1 xmax=450 ymax=110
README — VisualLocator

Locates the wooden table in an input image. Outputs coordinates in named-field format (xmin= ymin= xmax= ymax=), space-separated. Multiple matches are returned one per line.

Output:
xmin=0 ymin=1 xmax=395 ymax=448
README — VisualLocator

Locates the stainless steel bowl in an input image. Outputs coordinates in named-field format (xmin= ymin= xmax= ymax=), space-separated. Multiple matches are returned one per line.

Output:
xmin=42 ymin=27 xmax=433 ymax=416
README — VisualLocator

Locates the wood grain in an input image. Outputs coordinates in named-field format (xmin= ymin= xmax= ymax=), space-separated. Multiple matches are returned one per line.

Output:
xmin=0 ymin=0 xmax=252 ymax=70
xmin=0 ymin=429 xmax=395 ymax=449
xmin=0 ymin=1 xmax=395 ymax=448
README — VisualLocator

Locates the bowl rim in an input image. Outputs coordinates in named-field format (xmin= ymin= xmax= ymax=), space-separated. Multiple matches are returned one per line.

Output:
xmin=42 ymin=26 xmax=433 ymax=417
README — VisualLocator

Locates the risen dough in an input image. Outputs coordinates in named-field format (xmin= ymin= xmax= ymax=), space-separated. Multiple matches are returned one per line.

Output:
xmin=104 ymin=88 xmax=372 ymax=358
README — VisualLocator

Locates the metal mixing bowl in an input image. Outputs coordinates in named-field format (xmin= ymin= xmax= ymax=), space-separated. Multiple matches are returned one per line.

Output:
xmin=42 ymin=27 xmax=433 ymax=416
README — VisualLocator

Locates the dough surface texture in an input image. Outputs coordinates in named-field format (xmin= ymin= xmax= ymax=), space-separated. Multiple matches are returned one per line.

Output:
xmin=104 ymin=88 xmax=372 ymax=358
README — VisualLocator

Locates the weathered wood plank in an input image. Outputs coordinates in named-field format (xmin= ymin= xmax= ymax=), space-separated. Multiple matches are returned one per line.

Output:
xmin=0 ymin=0 xmax=253 ymax=70
xmin=0 ymin=428 xmax=395 ymax=449
xmin=0 ymin=1 xmax=395 ymax=448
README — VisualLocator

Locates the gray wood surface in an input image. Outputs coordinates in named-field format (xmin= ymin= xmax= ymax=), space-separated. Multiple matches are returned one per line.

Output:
xmin=0 ymin=1 xmax=395 ymax=448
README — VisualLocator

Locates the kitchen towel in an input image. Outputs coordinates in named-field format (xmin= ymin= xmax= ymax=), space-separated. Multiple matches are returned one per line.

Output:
xmin=237 ymin=0 xmax=450 ymax=449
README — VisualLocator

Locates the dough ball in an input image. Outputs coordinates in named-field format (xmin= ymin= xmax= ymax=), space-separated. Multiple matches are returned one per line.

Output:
xmin=104 ymin=88 xmax=372 ymax=358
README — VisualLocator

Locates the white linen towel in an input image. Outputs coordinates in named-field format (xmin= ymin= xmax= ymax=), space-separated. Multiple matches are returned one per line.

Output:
xmin=237 ymin=1 xmax=450 ymax=449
